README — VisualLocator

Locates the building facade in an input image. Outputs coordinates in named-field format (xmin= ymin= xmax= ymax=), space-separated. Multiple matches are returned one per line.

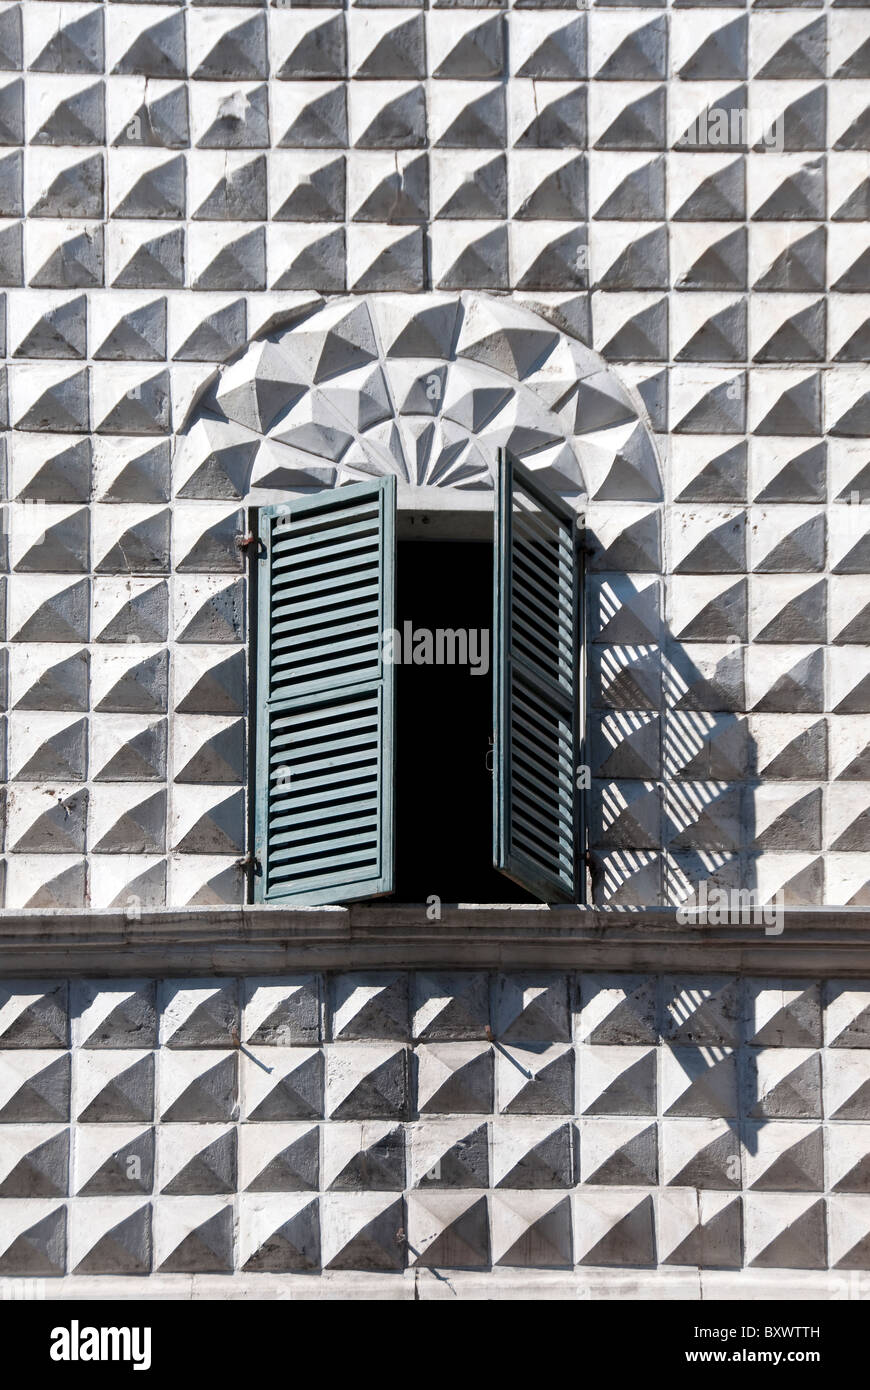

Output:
xmin=1 ymin=0 xmax=870 ymax=1295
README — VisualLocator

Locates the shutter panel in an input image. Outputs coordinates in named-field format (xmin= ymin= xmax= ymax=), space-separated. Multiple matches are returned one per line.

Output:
xmin=493 ymin=452 xmax=583 ymax=903
xmin=254 ymin=476 xmax=396 ymax=905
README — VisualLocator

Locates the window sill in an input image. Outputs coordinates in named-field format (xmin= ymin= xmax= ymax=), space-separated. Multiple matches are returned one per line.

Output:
xmin=1 ymin=904 xmax=870 ymax=976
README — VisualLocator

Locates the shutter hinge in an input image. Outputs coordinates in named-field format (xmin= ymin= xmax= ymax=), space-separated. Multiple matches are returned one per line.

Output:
xmin=236 ymin=853 xmax=262 ymax=875
xmin=234 ymin=533 xmax=265 ymax=561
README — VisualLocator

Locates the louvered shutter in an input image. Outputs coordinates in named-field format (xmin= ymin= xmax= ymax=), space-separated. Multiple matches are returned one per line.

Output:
xmin=254 ymin=476 xmax=396 ymax=905
xmin=493 ymin=452 xmax=583 ymax=903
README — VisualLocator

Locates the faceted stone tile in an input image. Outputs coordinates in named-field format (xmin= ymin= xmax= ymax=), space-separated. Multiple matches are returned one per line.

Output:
xmin=239 ymin=1123 xmax=319 ymax=1195
xmin=580 ymin=1117 xmax=657 ymax=1187
xmin=662 ymin=976 xmax=741 ymax=1046
xmin=825 ymin=1051 xmax=870 ymax=1120
xmin=828 ymin=1125 xmax=870 ymax=1194
xmin=0 ymin=1200 xmax=67 ymax=1276
xmin=744 ymin=980 xmax=822 ymax=1048
xmin=416 ymin=1043 xmax=493 ymax=1115
xmin=660 ymin=1118 xmax=741 ymax=1190
xmin=157 ymin=1124 xmax=237 ymax=1197
xmin=330 ymin=973 xmax=410 ymax=1042
xmin=579 ymin=1044 xmax=656 ymax=1117
xmin=74 ymin=1125 xmax=154 ymax=1198
xmin=826 ymin=982 xmax=870 ymax=1048
xmin=321 ymin=1193 xmax=405 ymax=1272
xmin=492 ymin=1117 xmax=574 ymax=1189
xmin=742 ymin=1047 xmax=822 ymax=1120
xmin=496 ymin=1042 xmax=574 ymax=1115
xmin=0 ymin=1050 xmax=70 ymax=1123
xmin=0 ymin=980 xmax=69 ymax=1048
xmin=75 ymin=1050 xmax=154 ymax=1124
xmin=574 ymin=1188 xmax=656 ymax=1267
xmin=5 ymin=855 xmax=86 ymax=910
xmin=241 ymin=1047 xmax=324 ymax=1123
xmin=829 ymin=1196 xmax=870 ymax=1271
xmin=71 ymin=980 xmax=157 ymax=1050
xmin=493 ymin=973 xmax=570 ymax=1043
xmin=407 ymin=1191 xmax=488 ymax=1269
xmin=490 ymin=1192 xmax=573 ymax=1268
xmin=157 ymin=1050 xmax=236 ymax=1125
xmin=743 ymin=1193 xmax=826 ymax=1271
xmin=408 ymin=1119 xmax=489 ymax=1190
xmin=322 ymin=1122 xmax=405 ymax=1192
xmin=412 ymin=972 xmax=490 ymax=1041
xmin=743 ymin=1121 xmax=824 ymax=1193
xmin=239 ymin=1193 xmax=320 ymax=1273
xmin=661 ymin=1047 xmax=738 ymax=1119
xmin=69 ymin=1199 xmax=152 ymax=1276
xmin=159 ymin=980 xmax=239 ymax=1049
xmin=325 ymin=1043 xmax=409 ymax=1121
xmin=153 ymin=1197 xmax=234 ymax=1275
xmin=657 ymin=1190 xmax=742 ymax=1270
xmin=576 ymin=974 xmax=658 ymax=1046
xmin=242 ymin=977 xmax=322 ymax=1047
xmin=0 ymin=1125 xmax=69 ymax=1198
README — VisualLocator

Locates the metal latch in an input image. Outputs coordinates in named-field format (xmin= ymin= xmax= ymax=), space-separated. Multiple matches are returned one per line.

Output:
xmin=235 ymin=853 xmax=262 ymax=875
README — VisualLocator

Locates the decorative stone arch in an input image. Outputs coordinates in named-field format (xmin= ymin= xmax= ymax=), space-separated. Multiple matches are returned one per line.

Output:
xmin=174 ymin=293 xmax=664 ymax=512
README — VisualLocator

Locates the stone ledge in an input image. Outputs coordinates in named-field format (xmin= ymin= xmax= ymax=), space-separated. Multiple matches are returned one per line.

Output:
xmin=2 ymin=905 xmax=870 ymax=975
xmin=4 ymin=1267 xmax=859 ymax=1301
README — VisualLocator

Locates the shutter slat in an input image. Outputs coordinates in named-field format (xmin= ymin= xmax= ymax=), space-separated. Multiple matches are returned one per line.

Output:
xmin=274 ymin=755 xmax=380 ymax=787
xmin=273 ymin=498 xmax=380 ymax=537
xmin=270 ymin=807 xmax=378 ymax=835
xmin=271 ymin=631 xmax=381 ymax=669
xmin=493 ymin=454 xmax=582 ymax=904
xmin=270 ymin=697 xmax=377 ymax=733
xmin=511 ymin=788 xmax=573 ymax=848
xmin=512 ymin=527 xmax=573 ymax=588
xmin=272 ymin=515 xmax=380 ymax=554
xmin=270 ymin=785 xmax=377 ymax=814
xmin=272 ymin=537 xmax=380 ymax=574
xmin=510 ymin=548 xmax=574 ymax=614
xmin=507 ymin=770 xmax=570 ymax=825
xmin=270 ymin=718 xmax=378 ymax=752
xmin=512 ymin=706 xmax=574 ymax=774
xmin=510 ymin=743 xmax=573 ymax=806
xmin=268 ymin=830 xmax=380 ymax=861
xmin=268 ymin=862 xmax=382 ymax=893
xmin=273 ymin=602 xmax=380 ymax=641
xmin=255 ymin=476 xmax=395 ymax=905
xmin=272 ymin=583 xmax=382 ymax=621
xmin=271 ymin=566 xmax=380 ymax=606
xmin=272 ymin=550 xmax=380 ymax=585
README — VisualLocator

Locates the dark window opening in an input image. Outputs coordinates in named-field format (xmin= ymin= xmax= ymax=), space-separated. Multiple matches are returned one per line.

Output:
xmin=393 ymin=538 xmax=536 ymax=904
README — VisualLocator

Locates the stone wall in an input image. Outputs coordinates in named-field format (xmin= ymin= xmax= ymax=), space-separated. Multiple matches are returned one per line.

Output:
xmin=4 ymin=0 xmax=870 ymax=1298
xmin=0 ymin=0 xmax=868 ymax=911
xmin=2 ymin=966 xmax=870 ymax=1292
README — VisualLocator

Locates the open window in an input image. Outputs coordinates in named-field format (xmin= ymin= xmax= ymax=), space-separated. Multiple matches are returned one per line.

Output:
xmin=253 ymin=455 xmax=584 ymax=906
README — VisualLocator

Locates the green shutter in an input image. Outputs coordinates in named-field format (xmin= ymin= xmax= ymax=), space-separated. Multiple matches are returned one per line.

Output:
xmin=254 ymin=476 xmax=396 ymax=905
xmin=493 ymin=452 xmax=583 ymax=903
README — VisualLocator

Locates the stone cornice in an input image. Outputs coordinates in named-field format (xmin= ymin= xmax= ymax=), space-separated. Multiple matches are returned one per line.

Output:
xmin=1 ymin=905 xmax=870 ymax=975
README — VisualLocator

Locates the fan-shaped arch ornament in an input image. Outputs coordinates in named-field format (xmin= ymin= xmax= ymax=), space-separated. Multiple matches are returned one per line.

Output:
xmin=175 ymin=293 xmax=663 ymax=506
